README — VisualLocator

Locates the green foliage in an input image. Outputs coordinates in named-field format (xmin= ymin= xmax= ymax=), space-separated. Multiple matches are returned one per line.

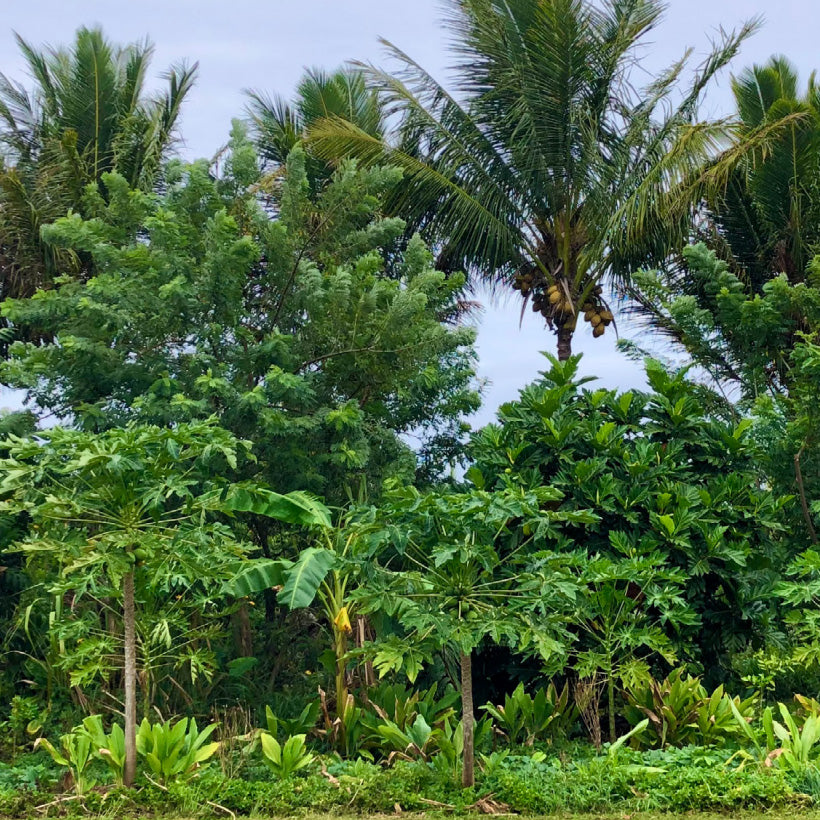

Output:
xmin=311 ymin=0 xmax=755 ymax=359
xmin=248 ymin=66 xmax=383 ymax=190
xmin=0 ymin=131 xmax=479 ymax=498
xmin=430 ymin=715 xmax=494 ymax=783
xmin=82 ymin=715 xmax=126 ymax=786
xmin=631 ymin=242 xmax=820 ymax=547
xmin=0 ymin=421 xmax=255 ymax=708
xmin=771 ymin=705 xmax=820 ymax=773
xmin=33 ymin=722 xmax=97 ymax=795
xmin=265 ymin=702 xmax=320 ymax=738
xmin=482 ymin=682 xmax=576 ymax=745
xmin=363 ymin=681 xmax=459 ymax=733
xmin=625 ymin=669 xmax=755 ymax=749
xmin=259 ymin=732 xmax=314 ymax=780
xmin=732 ymin=698 xmax=820 ymax=774
xmin=360 ymin=483 xmax=585 ymax=669
xmin=375 ymin=714 xmax=438 ymax=762
xmin=469 ymin=353 xmax=792 ymax=679
xmin=135 ymin=717 xmax=219 ymax=785
xmin=0 ymin=27 xmax=196 ymax=298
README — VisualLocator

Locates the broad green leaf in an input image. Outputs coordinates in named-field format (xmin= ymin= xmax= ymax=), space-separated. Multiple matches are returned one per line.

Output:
xmin=222 ymin=487 xmax=331 ymax=528
xmin=224 ymin=558 xmax=292 ymax=597
xmin=278 ymin=548 xmax=336 ymax=609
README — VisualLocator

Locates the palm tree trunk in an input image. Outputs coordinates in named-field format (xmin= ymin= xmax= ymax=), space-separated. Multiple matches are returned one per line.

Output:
xmin=123 ymin=571 xmax=137 ymax=788
xmin=557 ymin=324 xmax=573 ymax=361
xmin=460 ymin=650 xmax=475 ymax=788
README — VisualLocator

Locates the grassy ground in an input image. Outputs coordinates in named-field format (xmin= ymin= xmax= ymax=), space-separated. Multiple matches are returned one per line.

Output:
xmin=133 ymin=814 xmax=820 ymax=820
xmin=10 ymin=812 xmax=815 ymax=820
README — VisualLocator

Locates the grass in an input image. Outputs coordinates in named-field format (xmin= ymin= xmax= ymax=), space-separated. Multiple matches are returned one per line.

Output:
xmin=110 ymin=814 xmax=820 ymax=820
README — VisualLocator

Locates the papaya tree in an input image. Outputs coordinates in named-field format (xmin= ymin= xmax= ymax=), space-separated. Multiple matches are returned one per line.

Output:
xmin=357 ymin=485 xmax=591 ymax=787
xmin=0 ymin=420 xmax=329 ymax=787
xmin=569 ymin=554 xmax=688 ymax=743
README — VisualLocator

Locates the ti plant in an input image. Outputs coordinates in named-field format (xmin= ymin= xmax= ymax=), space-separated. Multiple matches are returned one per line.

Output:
xmin=136 ymin=717 xmax=220 ymax=785
xmin=35 ymin=720 xmax=98 ymax=795
xmin=83 ymin=715 xmax=127 ymax=786
xmin=259 ymin=732 xmax=315 ymax=780
xmin=482 ymin=681 xmax=576 ymax=745
xmin=731 ymin=699 xmax=820 ymax=773
xmin=625 ymin=669 xmax=755 ymax=749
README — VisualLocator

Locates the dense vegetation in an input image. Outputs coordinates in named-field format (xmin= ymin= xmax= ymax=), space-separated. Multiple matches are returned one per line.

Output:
xmin=2 ymin=1 xmax=820 ymax=816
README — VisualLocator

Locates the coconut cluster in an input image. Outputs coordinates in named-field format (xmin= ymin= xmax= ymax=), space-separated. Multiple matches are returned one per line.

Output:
xmin=512 ymin=272 xmax=611 ymax=336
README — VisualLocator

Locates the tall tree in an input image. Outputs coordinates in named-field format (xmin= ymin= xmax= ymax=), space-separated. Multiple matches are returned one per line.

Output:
xmin=310 ymin=0 xmax=757 ymax=359
xmin=247 ymin=67 xmax=383 ymax=190
xmin=468 ymin=354 xmax=791 ymax=682
xmin=0 ymin=26 xmax=197 ymax=299
xmin=628 ymin=59 xmax=820 ymax=389
xmin=708 ymin=57 xmax=820 ymax=288
xmin=0 ymin=127 xmax=479 ymax=499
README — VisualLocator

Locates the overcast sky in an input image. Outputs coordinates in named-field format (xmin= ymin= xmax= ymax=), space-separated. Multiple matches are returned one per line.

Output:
xmin=0 ymin=1 xmax=815 ymax=426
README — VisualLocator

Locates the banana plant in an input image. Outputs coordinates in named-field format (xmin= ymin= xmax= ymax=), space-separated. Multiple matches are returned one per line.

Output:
xmin=226 ymin=511 xmax=364 ymax=723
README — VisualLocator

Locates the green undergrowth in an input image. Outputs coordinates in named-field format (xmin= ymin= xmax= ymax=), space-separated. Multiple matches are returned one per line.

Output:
xmin=1 ymin=745 xmax=818 ymax=818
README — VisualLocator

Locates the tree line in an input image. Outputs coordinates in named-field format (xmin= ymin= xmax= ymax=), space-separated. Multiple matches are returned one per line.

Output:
xmin=1 ymin=0 xmax=820 ymax=797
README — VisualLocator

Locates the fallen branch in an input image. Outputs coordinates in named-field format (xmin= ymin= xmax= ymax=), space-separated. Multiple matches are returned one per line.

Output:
xmin=34 ymin=794 xmax=82 ymax=813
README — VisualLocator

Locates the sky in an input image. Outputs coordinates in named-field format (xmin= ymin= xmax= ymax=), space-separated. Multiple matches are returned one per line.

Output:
xmin=0 ymin=0 xmax=815 ymax=427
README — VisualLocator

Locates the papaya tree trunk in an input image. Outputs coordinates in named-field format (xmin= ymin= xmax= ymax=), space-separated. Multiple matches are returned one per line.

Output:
xmin=460 ymin=650 xmax=475 ymax=788
xmin=607 ymin=671 xmax=616 ymax=744
xmin=123 ymin=571 xmax=137 ymax=788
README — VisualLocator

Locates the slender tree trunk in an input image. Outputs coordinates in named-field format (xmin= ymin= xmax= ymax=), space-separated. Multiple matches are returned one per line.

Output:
xmin=607 ymin=672 xmax=616 ymax=744
xmin=334 ymin=627 xmax=348 ymax=719
xmin=556 ymin=324 xmax=573 ymax=361
xmin=234 ymin=602 xmax=253 ymax=657
xmin=123 ymin=571 xmax=137 ymax=788
xmin=795 ymin=446 xmax=818 ymax=544
xmin=460 ymin=650 xmax=475 ymax=788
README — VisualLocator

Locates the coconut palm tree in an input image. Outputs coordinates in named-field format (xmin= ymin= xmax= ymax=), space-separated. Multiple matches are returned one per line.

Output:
xmin=246 ymin=66 xmax=383 ymax=189
xmin=622 ymin=56 xmax=820 ymax=385
xmin=309 ymin=0 xmax=760 ymax=359
xmin=0 ymin=27 xmax=197 ymax=299
xmin=707 ymin=56 xmax=820 ymax=287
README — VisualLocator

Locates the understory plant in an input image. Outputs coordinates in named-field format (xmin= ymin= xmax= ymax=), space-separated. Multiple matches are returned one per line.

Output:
xmin=259 ymin=732 xmax=315 ymax=780
xmin=135 ymin=717 xmax=220 ymax=785
xmin=624 ymin=669 xmax=755 ymax=748
xmin=482 ymin=682 xmax=576 ymax=745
